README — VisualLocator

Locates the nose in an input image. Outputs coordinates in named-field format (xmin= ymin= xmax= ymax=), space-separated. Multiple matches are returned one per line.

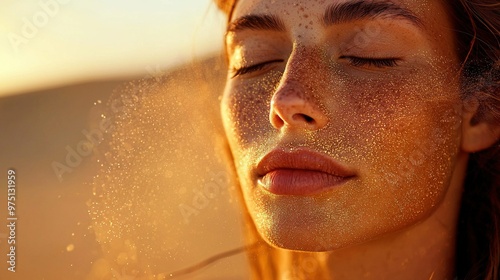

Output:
xmin=269 ymin=88 xmax=328 ymax=130
xmin=269 ymin=52 xmax=328 ymax=131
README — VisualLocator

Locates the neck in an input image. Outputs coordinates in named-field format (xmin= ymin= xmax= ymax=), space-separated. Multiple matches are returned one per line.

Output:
xmin=275 ymin=152 xmax=468 ymax=280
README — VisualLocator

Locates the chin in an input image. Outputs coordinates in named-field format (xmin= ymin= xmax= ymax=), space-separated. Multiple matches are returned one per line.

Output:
xmin=249 ymin=198 xmax=375 ymax=252
xmin=257 ymin=221 xmax=371 ymax=252
xmin=247 ymin=191 xmax=440 ymax=253
xmin=255 ymin=215 xmax=415 ymax=252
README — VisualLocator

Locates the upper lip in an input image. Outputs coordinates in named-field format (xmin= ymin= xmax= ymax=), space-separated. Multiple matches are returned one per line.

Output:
xmin=256 ymin=148 xmax=356 ymax=178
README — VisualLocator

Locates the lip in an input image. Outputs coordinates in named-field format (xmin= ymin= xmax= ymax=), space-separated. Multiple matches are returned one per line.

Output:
xmin=256 ymin=148 xmax=356 ymax=196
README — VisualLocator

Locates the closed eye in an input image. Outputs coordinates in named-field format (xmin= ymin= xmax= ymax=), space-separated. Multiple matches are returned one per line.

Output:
xmin=340 ymin=56 xmax=400 ymax=68
xmin=231 ymin=59 xmax=284 ymax=78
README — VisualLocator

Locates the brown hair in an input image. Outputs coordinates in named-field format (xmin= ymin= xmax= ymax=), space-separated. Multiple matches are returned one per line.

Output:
xmin=216 ymin=0 xmax=500 ymax=279
xmin=451 ymin=1 xmax=500 ymax=279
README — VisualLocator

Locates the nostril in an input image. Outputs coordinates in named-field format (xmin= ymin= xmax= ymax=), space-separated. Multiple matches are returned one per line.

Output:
xmin=303 ymin=114 xmax=314 ymax=123
xmin=271 ymin=114 xmax=285 ymax=127
xmin=293 ymin=113 xmax=315 ymax=124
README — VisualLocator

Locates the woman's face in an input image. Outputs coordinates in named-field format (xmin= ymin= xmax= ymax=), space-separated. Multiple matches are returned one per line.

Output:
xmin=221 ymin=0 xmax=463 ymax=250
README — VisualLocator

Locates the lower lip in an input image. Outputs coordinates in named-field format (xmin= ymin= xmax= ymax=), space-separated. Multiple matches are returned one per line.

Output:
xmin=258 ymin=169 xmax=350 ymax=196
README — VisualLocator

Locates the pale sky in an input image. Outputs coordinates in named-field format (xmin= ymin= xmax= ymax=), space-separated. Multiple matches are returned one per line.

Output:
xmin=0 ymin=0 xmax=226 ymax=96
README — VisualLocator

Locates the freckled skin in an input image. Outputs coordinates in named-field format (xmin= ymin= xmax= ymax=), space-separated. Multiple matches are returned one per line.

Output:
xmin=222 ymin=0 xmax=464 ymax=252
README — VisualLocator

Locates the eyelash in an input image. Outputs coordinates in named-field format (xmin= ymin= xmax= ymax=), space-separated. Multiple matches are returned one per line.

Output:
xmin=231 ymin=59 xmax=283 ymax=78
xmin=231 ymin=56 xmax=400 ymax=78
xmin=341 ymin=56 xmax=400 ymax=68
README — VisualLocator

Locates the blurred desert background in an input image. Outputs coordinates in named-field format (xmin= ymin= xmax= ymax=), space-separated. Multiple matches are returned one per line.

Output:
xmin=0 ymin=1 xmax=249 ymax=279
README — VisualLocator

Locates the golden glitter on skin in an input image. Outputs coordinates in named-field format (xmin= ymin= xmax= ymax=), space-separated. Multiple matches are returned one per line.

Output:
xmin=221 ymin=0 xmax=468 ymax=278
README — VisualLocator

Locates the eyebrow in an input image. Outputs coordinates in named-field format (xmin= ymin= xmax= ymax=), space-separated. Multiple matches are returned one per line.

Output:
xmin=227 ymin=14 xmax=286 ymax=32
xmin=322 ymin=1 xmax=423 ymax=28
xmin=227 ymin=0 xmax=423 ymax=34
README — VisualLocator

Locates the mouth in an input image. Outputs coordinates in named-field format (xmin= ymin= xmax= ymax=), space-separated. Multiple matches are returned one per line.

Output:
xmin=256 ymin=148 xmax=356 ymax=196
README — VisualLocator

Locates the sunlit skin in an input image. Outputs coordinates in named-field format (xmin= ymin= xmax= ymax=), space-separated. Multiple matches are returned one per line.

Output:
xmin=221 ymin=0 xmax=486 ymax=279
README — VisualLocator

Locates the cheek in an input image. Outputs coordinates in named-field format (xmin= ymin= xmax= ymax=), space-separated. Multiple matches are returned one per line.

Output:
xmin=345 ymin=72 xmax=463 ymax=223
xmin=221 ymin=71 xmax=282 ymax=149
